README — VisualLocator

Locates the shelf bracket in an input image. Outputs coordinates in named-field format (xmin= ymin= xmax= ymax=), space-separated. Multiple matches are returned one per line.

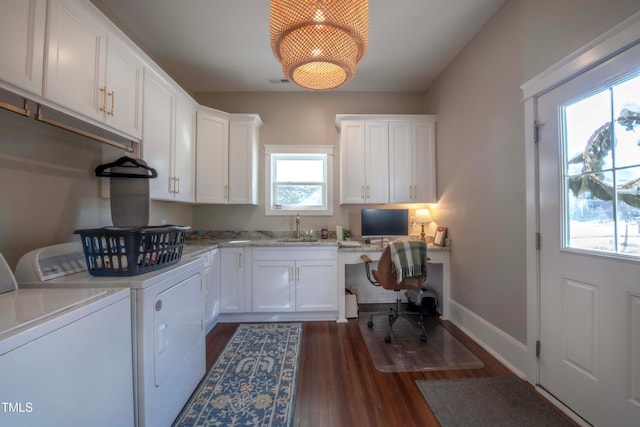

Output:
xmin=0 ymin=98 xmax=30 ymax=117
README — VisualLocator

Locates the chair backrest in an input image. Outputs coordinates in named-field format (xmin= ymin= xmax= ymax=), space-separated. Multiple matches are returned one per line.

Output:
xmin=371 ymin=245 xmax=425 ymax=291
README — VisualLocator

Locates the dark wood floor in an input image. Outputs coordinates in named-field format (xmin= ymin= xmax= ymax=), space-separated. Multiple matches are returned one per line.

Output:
xmin=205 ymin=306 xmax=576 ymax=427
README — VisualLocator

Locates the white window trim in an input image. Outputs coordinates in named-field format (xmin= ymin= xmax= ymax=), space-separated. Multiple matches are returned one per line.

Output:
xmin=264 ymin=145 xmax=334 ymax=216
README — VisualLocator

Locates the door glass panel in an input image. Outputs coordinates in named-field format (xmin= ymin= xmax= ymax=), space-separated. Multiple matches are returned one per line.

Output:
xmin=565 ymin=90 xmax=612 ymax=174
xmin=563 ymin=72 xmax=640 ymax=257
xmin=612 ymin=77 xmax=640 ymax=168
xmin=617 ymin=166 xmax=640 ymax=255
xmin=566 ymin=172 xmax=615 ymax=252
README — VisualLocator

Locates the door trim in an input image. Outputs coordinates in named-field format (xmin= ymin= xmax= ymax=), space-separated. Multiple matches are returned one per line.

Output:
xmin=521 ymin=7 xmax=640 ymax=405
xmin=522 ymin=12 xmax=640 ymax=100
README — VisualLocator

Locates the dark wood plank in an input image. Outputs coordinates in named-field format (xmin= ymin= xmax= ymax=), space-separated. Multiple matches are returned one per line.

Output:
xmin=204 ymin=308 xmax=577 ymax=427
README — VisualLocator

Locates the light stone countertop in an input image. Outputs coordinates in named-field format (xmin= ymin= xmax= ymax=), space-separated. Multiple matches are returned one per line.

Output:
xmin=182 ymin=238 xmax=340 ymax=257
xmin=182 ymin=237 xmax=449 ymax=257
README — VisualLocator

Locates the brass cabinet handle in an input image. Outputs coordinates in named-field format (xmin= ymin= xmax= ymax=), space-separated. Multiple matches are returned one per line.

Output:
xmin=108 ymin=91 xmax=115 ymax=116
xmin=99 ymin=87 xmax=107 ymax=112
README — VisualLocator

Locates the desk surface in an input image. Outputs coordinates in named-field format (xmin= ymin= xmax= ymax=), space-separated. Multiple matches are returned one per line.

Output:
xmin=339 ymin=243 xmax=450 ymax=253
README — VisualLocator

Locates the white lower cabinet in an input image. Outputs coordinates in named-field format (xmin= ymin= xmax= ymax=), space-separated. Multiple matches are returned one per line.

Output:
xmin=200 ymin=248 xmax=221 ymax=331
xmin=252 ymin=260 xmax=295 ymax=312
xmin=220 ymin=248 xmax=245 ymax=313
xmin=251 ymin=247 xmax=338 ymax=313
xmin=295 ymin=260 xmax=338 ymax=311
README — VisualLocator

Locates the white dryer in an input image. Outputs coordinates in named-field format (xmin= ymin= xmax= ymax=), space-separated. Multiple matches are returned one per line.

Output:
xmin=15 ymin=242 xmax=206 ymax=427
xmin=0 ymin=253 xmax=134 ymax=427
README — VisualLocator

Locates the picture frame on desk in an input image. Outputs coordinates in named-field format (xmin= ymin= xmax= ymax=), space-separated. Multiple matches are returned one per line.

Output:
xmin=433 ymin=227 xmax=447 ymax=247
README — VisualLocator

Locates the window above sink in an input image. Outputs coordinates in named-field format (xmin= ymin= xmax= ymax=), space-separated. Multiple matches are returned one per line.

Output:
xmin=264 ymin=145 xmax=334 ymax=216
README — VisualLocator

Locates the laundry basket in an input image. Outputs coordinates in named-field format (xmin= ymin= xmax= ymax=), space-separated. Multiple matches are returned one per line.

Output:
xmin=74 ymin=225 xmax=190 ymax=276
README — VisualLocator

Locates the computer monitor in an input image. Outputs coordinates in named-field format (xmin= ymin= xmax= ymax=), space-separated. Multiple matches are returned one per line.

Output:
xmin=361 ymin=209 xmax=409 ymax=245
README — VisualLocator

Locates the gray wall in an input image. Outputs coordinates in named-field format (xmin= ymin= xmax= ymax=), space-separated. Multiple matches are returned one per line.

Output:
xmin=424 ymin=0 xmax=640 ymax=343
xmin=0 ymin=107 xmax=192 ymax=269
xmin=192 ymin=92 xmax=428 ymax=236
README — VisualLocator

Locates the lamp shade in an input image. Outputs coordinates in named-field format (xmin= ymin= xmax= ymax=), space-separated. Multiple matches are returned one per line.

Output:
xmin=270 ymin=0 xmax=369 ymax=90
xmin=415 ymin=209 xmax=432 ymax=224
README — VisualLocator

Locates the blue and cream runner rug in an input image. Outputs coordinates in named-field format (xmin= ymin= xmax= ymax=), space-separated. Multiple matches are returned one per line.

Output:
xmin=173 ymin=323 xmax=302 ymax=427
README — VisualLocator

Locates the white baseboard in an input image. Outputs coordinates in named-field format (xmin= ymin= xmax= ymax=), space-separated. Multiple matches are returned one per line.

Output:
xmin=217 ymin=312 xmax=338 ymax=323
xmin=448 ymin=299 xmax=529 ymax=379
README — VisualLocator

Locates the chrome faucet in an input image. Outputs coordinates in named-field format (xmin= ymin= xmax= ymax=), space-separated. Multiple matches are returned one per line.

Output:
xmin=295 ymin=214 xmax=301 ymax=239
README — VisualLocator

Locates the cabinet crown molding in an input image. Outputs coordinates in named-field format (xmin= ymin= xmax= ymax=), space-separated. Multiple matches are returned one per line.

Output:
xmin=335 ymin=114 xmax=437 ymax=129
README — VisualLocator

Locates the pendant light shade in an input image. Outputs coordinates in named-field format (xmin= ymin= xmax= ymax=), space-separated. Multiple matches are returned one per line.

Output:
xmin=270 ymin=0 xmax=369 ymax=90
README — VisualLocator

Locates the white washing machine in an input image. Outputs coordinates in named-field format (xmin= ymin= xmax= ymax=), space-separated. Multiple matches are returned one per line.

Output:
xmin=0 ymin=253 xmax=134 ymax=427
xmin=14 ymin=242 xmax=206 ymax=427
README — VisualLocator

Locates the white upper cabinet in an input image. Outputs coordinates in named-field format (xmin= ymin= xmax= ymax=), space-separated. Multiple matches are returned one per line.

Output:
xmin=389 ymin=119 xmax=437 ymax=203
xmin=196 ymin=109 xmax=229 ymax=204
xmin=0 ymin=0 xmax=46 ymax=96
xmin=196 ymin=110 xmax=262 ymax=204
xmin=142 ymin=69 xmax=195 ymax=202
xmin=337 ymin=114 xmax=437 ymax=204
xmin=142 ymin=68 xmax=175 ymax=201
xmin=101 ymin=36 xmax=143 ymax=138
xmin=339 ymin=120 xmax=389 ymax=204
xmin=228 ymin=117 xmax=261 ymax=204
xmin=44 ymin=0 xmax=143 ymax=139
xmin=172 ymin=93 xmax=196 ymax=203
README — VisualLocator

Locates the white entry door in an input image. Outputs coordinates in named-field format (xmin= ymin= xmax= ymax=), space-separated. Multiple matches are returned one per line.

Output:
xmin=537 ymin=42 xmax=640 ymax=426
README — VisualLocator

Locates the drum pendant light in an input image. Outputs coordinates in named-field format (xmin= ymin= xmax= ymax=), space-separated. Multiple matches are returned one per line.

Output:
xmin=270 ymin=0 xmax=369 ymax=90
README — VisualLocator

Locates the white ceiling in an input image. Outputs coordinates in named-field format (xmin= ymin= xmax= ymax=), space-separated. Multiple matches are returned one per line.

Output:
xmin=91 ymin=0 xmax=506 ymax=93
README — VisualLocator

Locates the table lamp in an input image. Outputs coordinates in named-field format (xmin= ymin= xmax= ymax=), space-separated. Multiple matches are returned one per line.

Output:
xmin=415 ymin=209 xmax=432 ymax=242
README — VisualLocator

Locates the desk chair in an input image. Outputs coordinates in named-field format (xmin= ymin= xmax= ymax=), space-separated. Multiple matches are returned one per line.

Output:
xmin=361 ymin=243 xmax=428 ymax=343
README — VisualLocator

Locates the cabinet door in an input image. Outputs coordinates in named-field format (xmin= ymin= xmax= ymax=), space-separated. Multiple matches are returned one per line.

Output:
xmin=203 ymin=249 xmax=221 ymax=329
xmin=196 ymin=111 xmax=229 ymax=203
xmin=296 ymin=260 xmax=338 ymax=311
xmin=252 ymin=260 xmax=295 ymax=312
xmin=340 ymin=121 xmax=366 ymax=203
xmin=364 ymin=121 xmax=389 ymax=203
xmin=209 ymin=249 xmax=221 ymax=321
xmin=389 ymin=120 xmax=438 ymax=203
xmin=45 ymin=0 xmax=105 ymax=122
xmin=413 ymin=121 xmax=437 ymax=202
xmin=143 ymin=69 xmax=175 ymax=200
xmin=173 ymin=95 xmax=196 ymax=202
xmin=388 ymin=121 xmax=414 ymax=203
xmin=220 ymin=248 xmax=245 ymax=313
xmin=103 ymin=36 xmax=143 ymax=139
xmin=228 ymin=120 xmax=258 ymax=205
xmin=0 ymin=0 xmax=46 ymax=95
